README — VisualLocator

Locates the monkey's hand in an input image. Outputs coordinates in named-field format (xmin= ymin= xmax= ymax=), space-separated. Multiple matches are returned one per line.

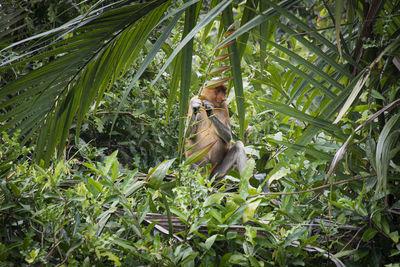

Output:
xmin=202 ymin=100 xmax=214 ymax=117
xmin=191 ymin=98 xmax=202 ymax=114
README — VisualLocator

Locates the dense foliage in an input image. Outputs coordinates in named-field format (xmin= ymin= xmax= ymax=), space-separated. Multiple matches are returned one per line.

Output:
xmin=1 ymin=0 xmax=400 ymax=266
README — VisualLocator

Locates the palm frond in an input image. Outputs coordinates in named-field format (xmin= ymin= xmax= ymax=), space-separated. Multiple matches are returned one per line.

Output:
xmin=1 ymin=0 xmax=168 ymax=164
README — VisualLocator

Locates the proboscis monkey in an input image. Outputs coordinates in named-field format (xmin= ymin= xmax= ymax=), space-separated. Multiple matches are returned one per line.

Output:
xmin=185 ymin=84 xmax=247 ymax=178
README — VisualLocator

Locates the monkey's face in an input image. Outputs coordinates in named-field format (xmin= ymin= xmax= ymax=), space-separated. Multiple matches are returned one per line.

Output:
xmin=215 ymin=88 xmax=227 ymax=106
xmin=202 ymin=87 xmax=227 ymax=107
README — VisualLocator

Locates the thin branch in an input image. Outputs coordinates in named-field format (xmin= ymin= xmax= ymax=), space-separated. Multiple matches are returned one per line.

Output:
xmin=387 ymin=209 xmax=400 ymax=215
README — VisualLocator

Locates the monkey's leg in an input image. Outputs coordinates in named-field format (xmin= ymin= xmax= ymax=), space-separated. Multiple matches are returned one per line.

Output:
xmin=211 ymin=141 xmax=247 ymax=178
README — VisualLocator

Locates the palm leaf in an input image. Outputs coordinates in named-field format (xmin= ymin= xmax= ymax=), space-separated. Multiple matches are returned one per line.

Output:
xmin=1 ymin=0 xmax=168 ymax=164
xmin=237 ymin=0 xmax=259 ymax=59
xmin=151 ymin=0 xmax=234 ymax=88
xmin=178 ymin=3 xmax=199 ymax=156
xmin=256 ymin=98 xmax=345 ymax=139
xmin=333 ymin=38 xmax=400 ymax=123
xmin=222 ymin=7 xmax=246 ymax=141
xmin=375 ymin=114 xmax=400 ymax=197
xmin=111 ymin=9 xmax=184 ymax=132
xmin=217 ymin=0 xmax=300 ymax=50
xmin=258 ymin=0 xmax=268 ymax=71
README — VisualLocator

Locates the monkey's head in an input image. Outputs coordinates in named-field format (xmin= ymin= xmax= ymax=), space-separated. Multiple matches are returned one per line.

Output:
xmin=200 ymin=85 xmax=227 ymax=107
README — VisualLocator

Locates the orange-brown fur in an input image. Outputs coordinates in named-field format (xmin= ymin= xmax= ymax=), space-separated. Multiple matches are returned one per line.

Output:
xmin=185 ymin=86 xmax=230 ymax=168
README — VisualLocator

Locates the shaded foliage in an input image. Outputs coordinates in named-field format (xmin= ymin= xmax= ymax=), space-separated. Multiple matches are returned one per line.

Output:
xmin=1 ymin=0 xmax=400 ymax=265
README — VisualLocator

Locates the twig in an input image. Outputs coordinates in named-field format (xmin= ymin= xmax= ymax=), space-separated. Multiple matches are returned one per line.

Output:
xmin=387 ymin=209 xmax=400 ymax=215
xmin=339 ymin=225 xmax=365 ymax=253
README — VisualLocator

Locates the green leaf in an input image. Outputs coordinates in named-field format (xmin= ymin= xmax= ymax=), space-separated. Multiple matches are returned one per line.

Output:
xmin=268 ymin=42 xmax=344 ymax=91
xmin=88 ymin=177 xmax=104 ymax=193
xmin=100 ymin=252 xmax=121 ymax=266
xmin=266 ymin=54 xmax=337 ymax=99
xmin=83 ymin=162 xmax=105 ymax=176
xmin=283 ymin=227 xmax=307 ymax=247
xmin=123 ymin=180 xmax=145 ymax=196
xmin=257 ymin=98 xmax=343 ymax=135
xmin=333 ymin=69 xmax=370 ymax=124
xmin=178 ymin=2 xmax=198 ymax=155
xmin=105 ymin=151 xmax=118 ymax=176
xmin=365 ymin=138 xmax=377 ymax=171
xmin=53 ymin=161 xmax=64 ymax=180
xmin=180 ymin=252 xmax=198 ymax=265
xmin=389 ymin=231 xmax=399 ymax=243
xmin=334 ymin=39 xmax=400 ymax=124
xmin=113 ymin=8 xmax=183 ymax=132
xmin=249 ymin=256 xmax=262 ymax=267
xmin=371 ymin=89 xmax=385 ymax=100
xmin=1 ymin=0 xmax=169 ymax=165
xmin=184 ymin=141 xmax=216 ymax=166
xmin=219 ymin=253 xmax=232 ymax=267
xmin=362 ymin=228 xmax=378 ymax=242
xmin=26 ymin=248 xmax=40 ymax=264
xmin=237 ymin=0 xmax=259 ymax=59
xmin=260 ymin=0 xmax=355 ymax=65
xmin=239 ymin=158 xmax=255 ymax=199
xmin=151 ymin=0 xmax=233 ymax=87
xmin=143 ymin=221 xmax=159 ymax=236
xmin=243 ymin=199 xmax=261 ymax=223
xmin=225 ymin=205 xmax=246 ymax=225
xmin=217 ymin=0 xmax=300 ymax=51
xmin=205 ymin=234 xmax=218 ymax=250
xmin=270 ymin=169 xmax=290 ymax=184
xmin=265 ymin=138 xmax=332 ymax=160
xmin=147 ymin=158 xmax=176 ymax=189
xmin=109 ymin=237 xmax=136 ymax=251
xmin=376 ymin=113 xmax=400 ymax=195
xmin=204 ymin=193 xmax=225 ymax=207
xmin=259 ymin=0 xmax=268 ymax=72
xmin=264 ymin=15 xmax=351 ymax=78
xmin=209 ymin=208 xmax=223 ymax=224
xmin=166 ymin=52 xmax=181 ymax=124
xmin=333 ymin=249 xmax=357 ymax=258
xmin=329 ymin=99 xmax=400 ymax=175
xmin=222 ymin=6 xmax=246 ymax=141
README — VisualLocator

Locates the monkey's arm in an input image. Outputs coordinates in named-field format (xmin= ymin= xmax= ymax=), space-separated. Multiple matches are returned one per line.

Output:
xmin=203 ymin=100 xmax=232 ymax=144
xmin=209 ymin=116 xmax=232 ymax=144
xmin=185 ymin=97 xmax=202 ymax=139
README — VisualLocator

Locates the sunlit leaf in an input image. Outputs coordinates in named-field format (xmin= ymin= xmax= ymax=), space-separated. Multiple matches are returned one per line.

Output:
xmin=147 ymin=158 xmax=176 ymax=189
xmin=88 ymin=177 xmax=103 ymax=193
xmin=376 ymin=113 xmax=400 ymax=196
xmin=205 ymin=234 xmax=218 ymax=250
xmin=209 ymin=66 xmax=232 ymax=75
xmin=151 ymin=0 xmax=233 ymax=87
xmin=213 ymin=53 xmax=232 ymax=62
xmin=243 ymin=199 xmax=261 ymax=223
xmin=222 ymin=6 xmax=246 ymax=141
xmin=204 ymin=193 xmax=225 ymax=207
xmin=204 ymin=78 xmax=232 ymax=88
xmin=184 ymin=141 xmax=216 ymax=166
